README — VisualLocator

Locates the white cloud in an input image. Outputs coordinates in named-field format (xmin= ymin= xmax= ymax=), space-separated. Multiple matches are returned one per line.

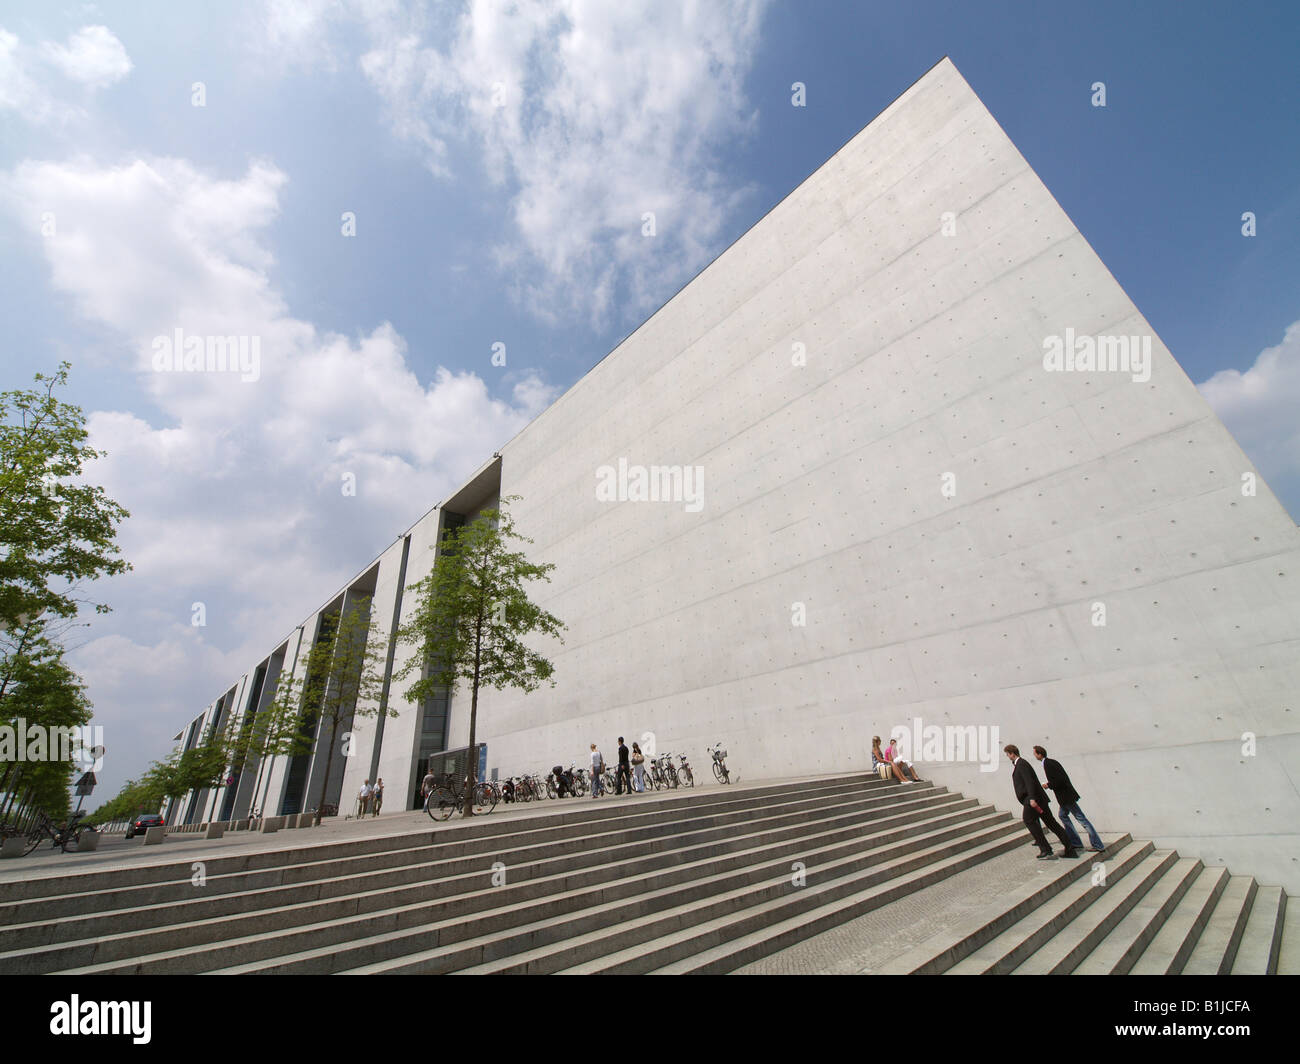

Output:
xmin=0 ymin=23 xmax=131 ymax=122
xmin=0 ymin=27 xmax=54 ymax=118
xmin=1198 ymin=319 xmax=1300 ymax=520
xmin=263 ymin=0 xmax=769 ymax=329
xmin=1 ymin=153 xmax=558 ymax=794
xmin=42 ymin=25 xmax=132 ymax=89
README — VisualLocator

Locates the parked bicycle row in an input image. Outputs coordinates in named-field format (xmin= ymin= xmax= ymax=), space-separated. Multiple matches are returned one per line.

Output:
xmin=0 ymin=808 xmax=91 ymax=855
xmin=421 ymin=741 xmax=732 ymax=820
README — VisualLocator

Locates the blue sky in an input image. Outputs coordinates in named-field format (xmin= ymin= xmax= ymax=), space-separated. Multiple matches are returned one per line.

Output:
xmin=2 ymin=1 xmax=1297 ymax=800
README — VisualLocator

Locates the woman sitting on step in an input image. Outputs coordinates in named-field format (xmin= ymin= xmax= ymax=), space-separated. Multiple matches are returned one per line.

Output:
xmin=871 ymin=735 xmax=917 ymax=784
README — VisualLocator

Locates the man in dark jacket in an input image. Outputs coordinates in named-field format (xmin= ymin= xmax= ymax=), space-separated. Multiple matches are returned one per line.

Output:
xmin=615 ymin=737 xmax=632 ymax=795
xmin=1005 ymin=744 xmax=1078 ymax=859
xmin=1034 ymin=746 xmax=1104 ymax=852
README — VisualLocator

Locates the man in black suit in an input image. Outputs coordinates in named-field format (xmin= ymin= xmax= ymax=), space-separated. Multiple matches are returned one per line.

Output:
xmin=615 ymin=737 xmax=632 ymax=795
xmin=1004 ymin=744 xmax=1078 ymax=859
xmin=1034 ymin=746 xmax=1105 ymax=853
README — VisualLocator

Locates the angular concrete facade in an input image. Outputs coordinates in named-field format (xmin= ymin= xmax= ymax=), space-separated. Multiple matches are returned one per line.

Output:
xmin=169 ymin=59 xmax=1300 ymax=893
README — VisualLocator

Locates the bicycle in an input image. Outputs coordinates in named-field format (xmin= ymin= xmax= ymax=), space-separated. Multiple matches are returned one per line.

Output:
xmin=646 ymin=758 xmax=666 ymax=790
xmin=711 ymin=742 xmax=731 ymax=784
xmin=424 ymin=773 xmax=496 ymax=820
xmin=17 ymin=809 xmax=87 ymax=855
xmin=677 ymin=752 xmax=695 ymax=788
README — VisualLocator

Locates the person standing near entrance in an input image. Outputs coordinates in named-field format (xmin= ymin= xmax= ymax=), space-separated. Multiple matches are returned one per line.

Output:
xmin=590 ymin=744 xmax=605 ymax=798
xmin=615 ymin=737 xmax=632 ymax=795
xmin=631 ymin=742 xmax=646 ymax=792
xmin=372 ymin=778 xmax=384 ymax=817
xmin=1033 ymin=747 xmax=1103 ymax=853
xmin=357 ymin=780 xmax=372 ymax=818
xmin=421 ymin=769 xmax=437 ymax=812
xmin=1005 ymin=745 xmax=1077 ymax=860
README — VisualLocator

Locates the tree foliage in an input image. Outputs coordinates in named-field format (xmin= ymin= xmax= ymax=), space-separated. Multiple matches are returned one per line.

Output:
xmin=0 ymin=362 xmax=131 ymax=629
xmin=0 ymin=363 xmax=128 ymax=821
xmin=267 ymin=597 xmax=390 ymax=815
xmin=397 ymin=499 xmax=564 ymax=815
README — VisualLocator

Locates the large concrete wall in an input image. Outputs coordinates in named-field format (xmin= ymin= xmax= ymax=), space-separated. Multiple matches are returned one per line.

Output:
xmin=169 ymin=57 xmax=1298 ymax=892
xmin=471 ymin=57 xmax=1300 ymax=892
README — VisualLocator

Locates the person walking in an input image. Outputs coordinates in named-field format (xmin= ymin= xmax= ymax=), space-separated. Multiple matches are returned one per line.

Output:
xmin=1005 ymin=744 xmax=1078 ymax=860
xmin=631 ymin=742 xmax=646 ymax=793
xmin=421 ymin=769 xmax=438 ymax=813
xmin=1033 ymin=746 xmax=1104 ymax=853
xmin=590 ymin=744 xmax=605 ymax=798
xmin=615 ymin=737 xmax=632 ymax=795
xmin=357 ymin=780 xmax=372 ymax=818
xmin=372 ymin=778 xmax=384 ymax=816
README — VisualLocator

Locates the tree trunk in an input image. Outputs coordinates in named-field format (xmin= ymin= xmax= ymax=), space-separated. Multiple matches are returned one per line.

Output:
xmin=0 ymin=764 xmax=24 ymax=820
xmin=462 ymin=612 xmax=484 ymax=818
xmin=317 ymin=716 xmax=338 ymax=819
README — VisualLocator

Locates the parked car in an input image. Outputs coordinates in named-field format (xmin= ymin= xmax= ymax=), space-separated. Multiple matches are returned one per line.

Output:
xmin=125 ymin=813 xmax=164 ymax=839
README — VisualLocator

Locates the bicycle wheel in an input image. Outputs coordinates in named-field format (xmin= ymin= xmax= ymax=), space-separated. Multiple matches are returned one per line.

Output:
xmin=546 ymin=778 xmax=558 ymax=799
xmin=61 ymin=831 xmax=80 ymax=853
xmin=575 ymin=774 xmax=588 ymax=796
xmin=435 ymin=792 xmax=458 ymax=821
xmin=712 ymin=762 xmax=726 ymax=783
xmin=680 ymin=765 xmax=694 ymax=787
xmin=666 ymin=764 xmax=679 ymax=788
xmin=22 ymin=828 xmax=43 ymax=857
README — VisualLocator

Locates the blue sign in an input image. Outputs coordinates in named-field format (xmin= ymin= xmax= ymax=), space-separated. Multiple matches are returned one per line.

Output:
xmin=477 ymin=743 xmax=487 ymax=780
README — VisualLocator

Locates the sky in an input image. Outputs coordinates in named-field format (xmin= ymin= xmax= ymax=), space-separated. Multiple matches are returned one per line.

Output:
xmin=1 ymin=0 xmax=1297 ymax=803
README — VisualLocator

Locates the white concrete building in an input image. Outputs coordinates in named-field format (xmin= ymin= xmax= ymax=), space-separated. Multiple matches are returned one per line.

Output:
xmin=168 ymin=58 xmax=1300 ymax=893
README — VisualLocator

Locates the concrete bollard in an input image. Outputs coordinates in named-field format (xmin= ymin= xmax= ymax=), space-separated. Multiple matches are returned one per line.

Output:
xmin=259 ymin=816 xmax=282 ymax=834
xmin=77 ymin=830 xmax=101 ymax=852
xmin=1 ymin=837 xmax=27 ymax=858
xmin=143 ymin=826 xmax=165 ymax=845
xmin=204 ymin=823 xmax=224 ymax=839
xmin=235 ymin=819 xmax=249 ymax=831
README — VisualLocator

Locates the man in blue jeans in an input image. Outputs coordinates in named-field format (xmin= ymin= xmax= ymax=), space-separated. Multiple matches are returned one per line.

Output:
xmin=1033 ymin=746 xmax=1105 ymax=853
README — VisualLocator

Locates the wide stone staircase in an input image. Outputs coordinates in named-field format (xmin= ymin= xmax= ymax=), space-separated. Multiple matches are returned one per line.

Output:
xmin=0 ymin=773 xmax=1291 ymax=974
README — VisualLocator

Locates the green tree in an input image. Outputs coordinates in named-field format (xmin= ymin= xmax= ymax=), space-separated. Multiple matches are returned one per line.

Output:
xmin=0 ymin=363 xmax=128 ymax=822
xmin=397 ymin=499 xmax=565 ymax=816
xmin=0 ymin=622 xmax=92 ymax=823
xmin=240 ymin=671 xmax=317 ymax=816
xmin=0 ymin=362 xmax=131 ymax=631
xmin=269 ymin=598 xmax=390 ymax=818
